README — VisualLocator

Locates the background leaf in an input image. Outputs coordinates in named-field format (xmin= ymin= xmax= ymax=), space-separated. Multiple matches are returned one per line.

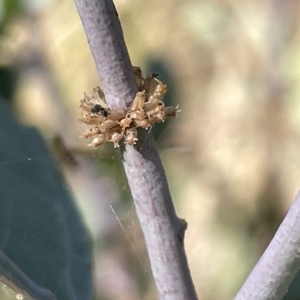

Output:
xmin=0 ymin=99 xmax=93 ymax=300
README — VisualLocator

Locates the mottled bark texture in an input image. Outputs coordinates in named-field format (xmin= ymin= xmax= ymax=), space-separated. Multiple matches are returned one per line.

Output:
xmin=73 ymin=0 xmax=198 ymax=299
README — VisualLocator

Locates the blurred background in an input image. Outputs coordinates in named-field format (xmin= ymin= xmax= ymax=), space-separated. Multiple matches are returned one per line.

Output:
xmin=1 ymin=0 xmax=300 ymax=299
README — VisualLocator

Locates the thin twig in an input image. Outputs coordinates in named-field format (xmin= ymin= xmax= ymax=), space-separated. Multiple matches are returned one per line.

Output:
xmin=74 ymin=0 xmax=198 ymax=299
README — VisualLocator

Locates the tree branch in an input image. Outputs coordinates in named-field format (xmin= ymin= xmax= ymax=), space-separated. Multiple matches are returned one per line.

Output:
xmin=74 ymin=0 xmax=198 ymax=299
xmin=74 ymin=0 xmax=136 ymax=111
xmin=234 ymin=191 xmax=300 ymax=300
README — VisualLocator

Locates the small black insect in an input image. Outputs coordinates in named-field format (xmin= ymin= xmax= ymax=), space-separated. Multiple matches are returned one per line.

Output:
xmin=91 ymin=104 xmax=110 ymax=117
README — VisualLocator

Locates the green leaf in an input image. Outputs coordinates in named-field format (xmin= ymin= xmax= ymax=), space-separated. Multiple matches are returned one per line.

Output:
xmin=0 ymin=99 xmax=93 ymax=300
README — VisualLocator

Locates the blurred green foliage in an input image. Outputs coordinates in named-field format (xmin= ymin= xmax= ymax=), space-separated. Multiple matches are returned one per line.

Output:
xmin=0 ymin=0 xmax=23 ymax=32
xmin=0 ymin=99 xmax=93 ymax=299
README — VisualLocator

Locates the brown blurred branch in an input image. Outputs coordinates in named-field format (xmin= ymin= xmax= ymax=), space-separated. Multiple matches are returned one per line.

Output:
xmin=73 ymin=0 xmax=198 ymax=299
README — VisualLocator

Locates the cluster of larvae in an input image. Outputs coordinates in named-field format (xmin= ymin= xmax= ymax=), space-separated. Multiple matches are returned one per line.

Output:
xmin=79 ymin=67 xmax=178 ymax=148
